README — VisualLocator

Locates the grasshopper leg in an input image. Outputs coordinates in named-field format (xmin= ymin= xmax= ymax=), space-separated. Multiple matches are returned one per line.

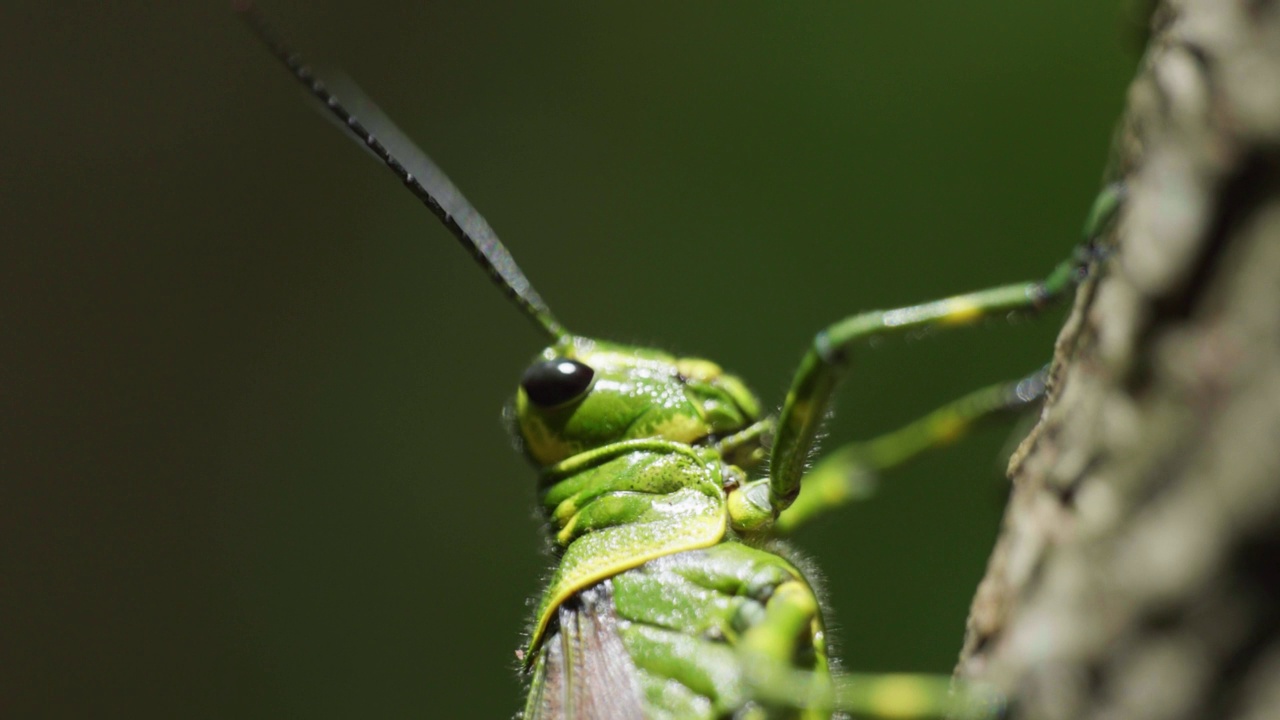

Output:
xmin=610 ymin=545 xmax=1002 ymax=718
xmin=773 ymin=367 xmax=1049 ymax=535
xmin=768 ymin=183 xmax=1124 ymax=514
xmin=731 ymin=561 xmax=999 ymax=718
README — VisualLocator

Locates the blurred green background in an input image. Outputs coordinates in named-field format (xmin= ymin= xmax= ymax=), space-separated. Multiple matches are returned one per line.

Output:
xmin=6 ymin=2 xmax=1137 ymax=717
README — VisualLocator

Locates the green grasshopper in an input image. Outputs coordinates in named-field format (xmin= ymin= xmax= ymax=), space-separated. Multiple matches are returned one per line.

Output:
xmin=242 ymin=6 xmax=1121 ymax=718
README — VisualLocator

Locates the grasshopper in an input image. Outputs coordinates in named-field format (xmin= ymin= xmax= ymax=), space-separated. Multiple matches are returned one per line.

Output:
xmin=240 ymin=5 xmax=1121 ymax=717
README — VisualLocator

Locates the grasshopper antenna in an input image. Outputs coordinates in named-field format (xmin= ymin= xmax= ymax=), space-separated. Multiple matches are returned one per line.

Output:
xmin=236 ymin=3 xmax=568 ymax=343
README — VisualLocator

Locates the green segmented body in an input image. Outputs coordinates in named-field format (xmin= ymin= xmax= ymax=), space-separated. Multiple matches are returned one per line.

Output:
xmin=527 ymin=547 xmax=829 ymax=720
xmin=513 ymin=340 xmax=831 ymax=717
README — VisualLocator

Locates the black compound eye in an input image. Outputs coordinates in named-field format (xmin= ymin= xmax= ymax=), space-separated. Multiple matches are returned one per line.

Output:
xmin=521 ymin=359 xmax=595 ymax=408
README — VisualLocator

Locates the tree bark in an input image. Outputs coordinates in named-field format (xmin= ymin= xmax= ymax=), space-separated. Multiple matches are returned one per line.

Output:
xmin=955 ymin=2 xmax=1280 ymax=719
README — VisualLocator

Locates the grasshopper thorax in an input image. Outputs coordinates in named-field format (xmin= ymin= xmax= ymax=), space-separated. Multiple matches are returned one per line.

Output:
xmin=514 ymin=336 xmax=762 ymax=467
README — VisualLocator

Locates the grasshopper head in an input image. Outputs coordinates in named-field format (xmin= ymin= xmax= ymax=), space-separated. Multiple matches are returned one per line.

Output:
xmin=514 ymin=336 xmax=761 ymax=466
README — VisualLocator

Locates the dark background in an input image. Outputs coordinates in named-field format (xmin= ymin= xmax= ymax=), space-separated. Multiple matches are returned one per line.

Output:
xmin=5 ymin=2 xmax=1136 ymax=717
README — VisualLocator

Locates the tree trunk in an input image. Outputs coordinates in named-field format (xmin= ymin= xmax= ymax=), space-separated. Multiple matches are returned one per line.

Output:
xmin=955 ymin=2 xmax=1280 ymax=719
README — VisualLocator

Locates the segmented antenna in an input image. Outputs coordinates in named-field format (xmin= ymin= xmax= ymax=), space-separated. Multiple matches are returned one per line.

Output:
xmin=237 ymin=3 xmax=567 ymax=342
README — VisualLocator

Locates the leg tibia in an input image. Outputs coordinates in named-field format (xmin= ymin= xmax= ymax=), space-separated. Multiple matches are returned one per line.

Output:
xmin=775 ymin=367 xmax=1048 ymax=534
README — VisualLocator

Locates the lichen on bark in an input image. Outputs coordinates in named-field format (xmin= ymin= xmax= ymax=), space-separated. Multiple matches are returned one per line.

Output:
xmin=956 ymin=2 xmax=1280 ymax=719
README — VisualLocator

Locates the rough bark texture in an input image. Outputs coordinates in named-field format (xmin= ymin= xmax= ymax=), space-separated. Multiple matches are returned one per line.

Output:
xmin=955 ymin=2 xmax=1280 ymax=719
